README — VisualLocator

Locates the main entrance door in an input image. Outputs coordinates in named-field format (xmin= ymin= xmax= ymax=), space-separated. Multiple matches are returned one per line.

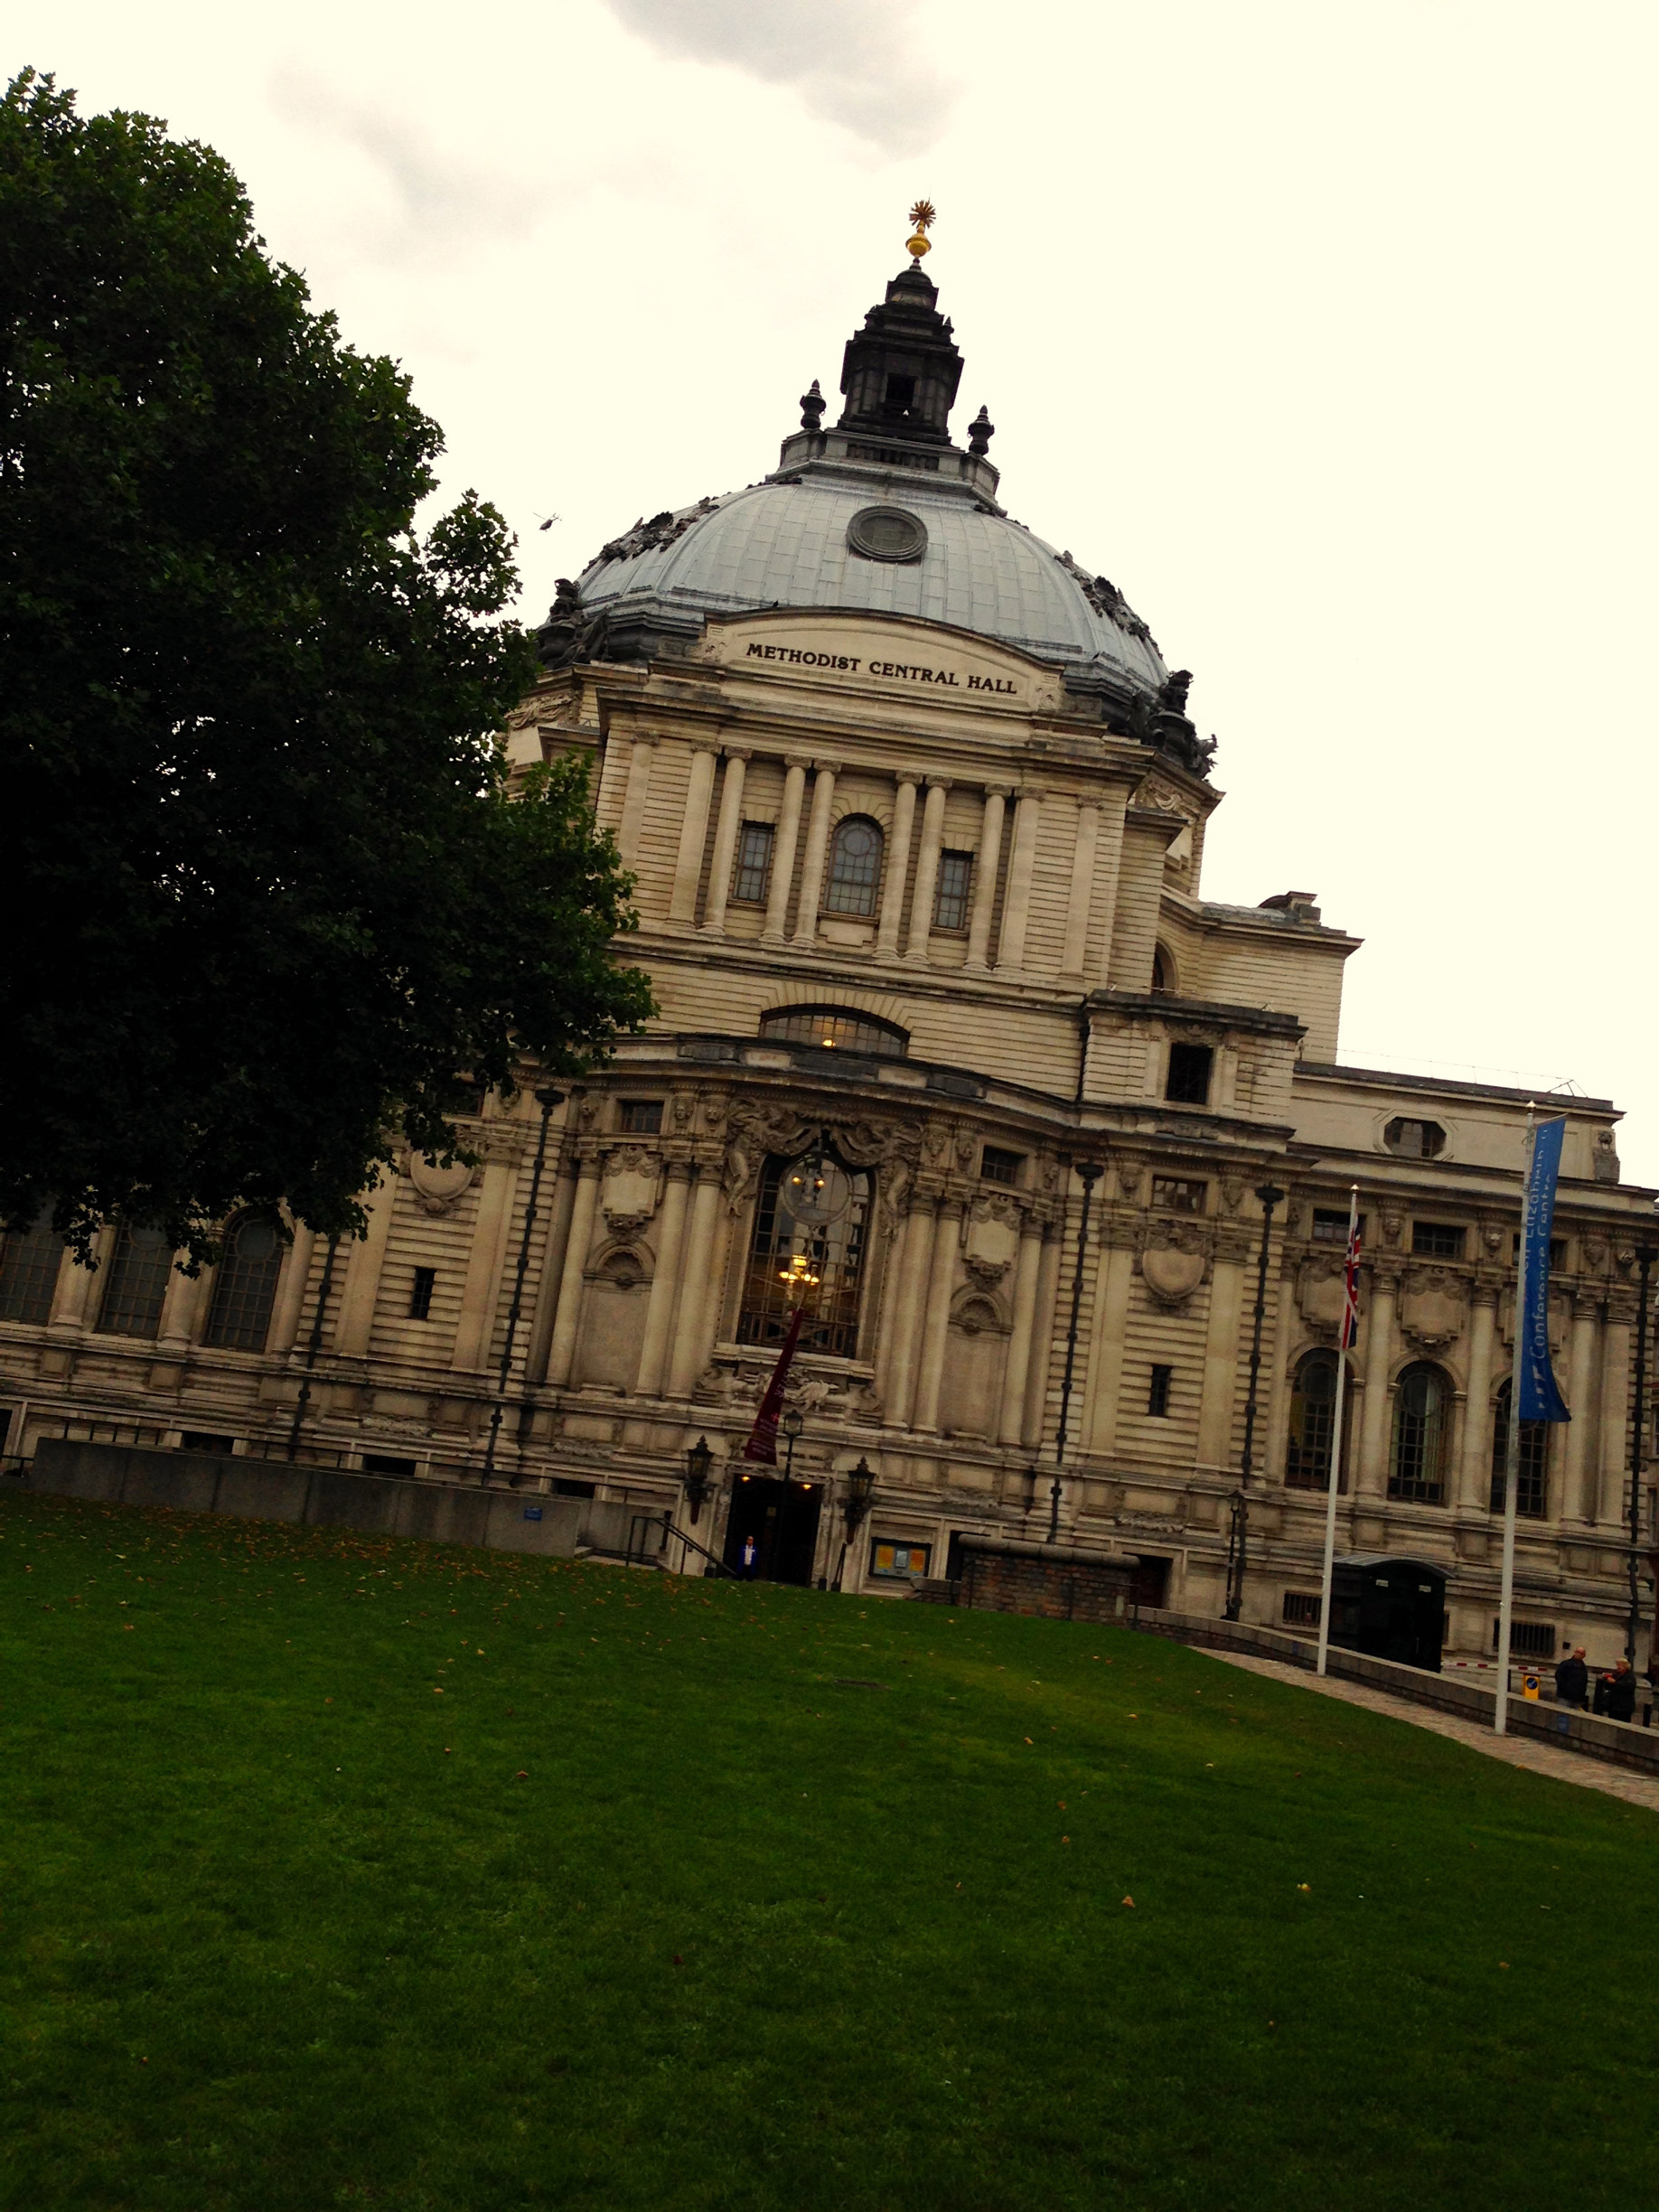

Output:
xmin=723 ymin=1474 xmax=824 ymax=1585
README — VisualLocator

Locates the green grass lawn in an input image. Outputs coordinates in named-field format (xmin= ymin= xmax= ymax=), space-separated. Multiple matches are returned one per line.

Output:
xmin=2 ymin=1489 xmax=1652 ymax=2211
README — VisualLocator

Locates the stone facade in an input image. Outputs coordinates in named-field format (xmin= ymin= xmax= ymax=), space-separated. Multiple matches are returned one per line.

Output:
xmin=2 ymin=252 xmax=1653 ymax=1665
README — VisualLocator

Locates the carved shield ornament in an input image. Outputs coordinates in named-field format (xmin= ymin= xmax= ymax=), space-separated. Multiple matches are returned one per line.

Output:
xmin=1141 ymin=1247 xmax=1207 ymax=1307
xmin=407 ymin=1153 xmax=475 ymax=1214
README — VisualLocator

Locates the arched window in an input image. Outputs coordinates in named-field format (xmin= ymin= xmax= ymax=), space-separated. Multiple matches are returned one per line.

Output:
xmin=1389 ymin=1363 xmax=1450 ymax=1503
xmin=737 ymin=1151 xmax=871 ymax=1359
xmin=1489 ymin=1379 xmax=1549 ymax=1518
xmin=98 ymin=1224 xmax=173 ymax=1339
xmin=1151 ymin=944 xmax=1175 ymax=994
xmin=203 ymin=1215 xmax=284 ymax=1352
xmin=822 ymin=816 xmax=883 ymax=918
xmin=1284 ymin=1349 xmax=1353 ymax=1491
xmin=0 ymin=1210 xmax=64 ymax=1325
xmin=758 ymin=1005 xmax=908 ymax=1058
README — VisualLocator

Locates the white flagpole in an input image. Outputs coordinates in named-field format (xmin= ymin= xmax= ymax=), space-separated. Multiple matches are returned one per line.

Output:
xmin=1317 ymin=1183 xmax=1358 ymax=1677
xmin=1494 ymin=1107 xmax=1535 ymax=1736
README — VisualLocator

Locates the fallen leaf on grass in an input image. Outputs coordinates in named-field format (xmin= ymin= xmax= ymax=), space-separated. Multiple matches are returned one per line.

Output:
xmin=1121 ymin=1896 xmax=1134 ymax=1908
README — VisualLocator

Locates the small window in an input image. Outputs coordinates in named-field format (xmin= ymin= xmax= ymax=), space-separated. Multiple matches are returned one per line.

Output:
xmin=1283 ymin=1592 xmax=1322 ymax=1626
xmin=0 ymin=1210 xmax=64 ymax=1325
xmin=362 ymin=1453 xmax=417 ymax=1477
xmin=442 ymin=1080 xmax=487 ymax=1118
xmin=1384 ymin=1117 xmax=1446 ymax=1159
xmin=758 ymin=1006 xmax=908 ymax=1058
xmin=933 ymin=850 xmax=973 ymax=932
xmin=1495 ymin=1619 xmax=1556 ymax=1659
xmin=181 ymin=1431 xmax=236 ymax=1454
xmin=620 ymin=1100 xmax=663 ymax=1135
xmin=1311 ymin=1209 xmax=1365 ymax=1245
xmin=980 ymin=1147 xmax=1023 ymax=1186
xmin=553 ymin=1477 xmax=596 ymax=1498
xmin=203 ymin=1215 xmax=283 ymax=1353
xmin=1166 ymin=1043 xmax=1214 ymax=1105
xmin=1512 ymin=1233 xmax=1567 ymax=1270
xmin=733 ymin=821 xmax=774 ymax=904
xmin=1150 ymin=944 xmax=1174 ymax=995
xmin=98 ymin=1224 xmax=173 ymax=1339
xmin=881 ymin=373 xmax=915 ymax=418
xmin=1152 ymin=1176 xmax=1206 ymax=1214
xmin=823 ymin=816 xmax=884 ymax=918
xmin=1490 ymin=1380 xmax=1548 ymax=1517
xmin=1148 ymin=1364 xmax=1173 ymax=1418
xmin=409 ymin=1267 xmax=437 ymax=1321
xmin=1411 ymin=1221 xmax=1464 ymax=1259
xmin=870 ymin=1540 xmax=931 ymax=1579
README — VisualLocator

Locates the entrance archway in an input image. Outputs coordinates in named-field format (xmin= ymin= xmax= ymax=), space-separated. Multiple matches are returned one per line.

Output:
xmin=723 ymin=1474 xmax=824 ymax=1585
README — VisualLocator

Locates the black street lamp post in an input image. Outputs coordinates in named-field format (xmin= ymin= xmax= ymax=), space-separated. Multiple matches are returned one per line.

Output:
xmin=1050 ymin=1158 xmax=1106 ymax=1544
xmin=835 ymin=1455 xmax=877 ymax=1590
xmin=481 ymin=1086 xmax=565 ymax=1485
xmin=1224 ymin=1180 xmax=1285 ymax=1622
xmin=1629 ymin=1248 xmax=1652 ymax=1666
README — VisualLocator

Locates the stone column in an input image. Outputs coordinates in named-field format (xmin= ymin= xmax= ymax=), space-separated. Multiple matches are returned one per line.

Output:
xmin=452 ymin=1150 xmax=521 ymax=1373
xmin=880 ymin=1201 xmax=937 ymax=1429
xmin=635 ymin=1161 xmax=692 ymax=1396
xmin=1563 ymin=1295 xmax=1601 ymax=1523
xmin=51 ymin=1230 xmax=112 ymax=1332
xmin=701 ymin=750 xmax=750 ymax=939
xmin=268 ymin=1223 xmax=318 ymax=1356
xmin=1081 ymin=1231 xmax=1136 ymax=1457
xmin=761 ymin=755 xmax=810 ymax=944
xmin=995 ymin=789 xmax=1042 ymax=975
xmin=616 ymin=736 xmax=656 ymax=868
xmin=791 ymin=760 xmax=840 ymax=947
xmin=997 ymin=1211 xmax=1046 ymax=1445
xmin=524 ymin=1145 xmax=578 ymax=1384
xmin=904 ymin=779 xmax=951 ymax=964
xmin=668 ymin=1167 xmax=724 ymax=1397
xmin=1354 ymin=1264 xmax=1401 ymax=1496
xmin=1021 ymin=1223 xmax=1064 ymax=1448
xmin=333 ymin=1177 xmax=398 ymax=1357
xmin=1598 ymin=1299 xmax=1632 ymax=1526
xmin=1457 ymin=1288 xmax=1498 ymax=1509
xmin=1196 ymin=1243 xmax=1245 ymax=1471
xmin=964 ymin=785 xmax=1008 ymax=974
xmin=1260 ymin=1246 xmax=1300 ymax=1488
xmin=876 ymin=776 xmax=919 ymax=959
xmin=545 ymin=1156 xmax=602 ymax=1389
xmin=1059 ymin=799 xmax=1101 ymax=982
xmin=911 ymin=1199 xmax=962 ymax=1434
xmin=158 ymin=1257 xmax=204 ymax=1347
xmin=666 ymin=744 xmax=719 ymax=928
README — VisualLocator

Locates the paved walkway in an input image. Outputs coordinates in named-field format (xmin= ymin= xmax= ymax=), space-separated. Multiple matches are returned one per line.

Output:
xmin=1207 ymin=1650 xmax=1659 ymax=1814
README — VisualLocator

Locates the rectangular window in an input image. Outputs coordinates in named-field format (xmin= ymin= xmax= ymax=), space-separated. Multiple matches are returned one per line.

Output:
xmin=1411 ymin=1221 xmax=1465 ymax=1258
xmin=1148 ymin=1364 xmax=1173 ymax=1418
xmin=1494 ymin=1618 xmax=1556 ymax=1658
xmin=733 ymin=821 xmax=774 ymax=904
xmin=409 ymin=1267 xmax=436 ymax=1321
xmin=181 ymin=1432 xmax=236 ymax=1454
xmin=1283 ymin=1592 xmax=1322 ymax=1626
xmin=362 ymin=1453 xmax=417 ymax=1477
xmin=553 ymin=1477 xmax=596 ymax=1498
xmin=1165 ymin=1043 xmax=1214 ymax=1104
xmin=933 ymin=850 xmax=974 ymax=931
xmin=1152 ymin=1176 xmax=1206 ymax=1214
xmin=1311 ymin=1208 xmax=1366 ymax=1244
xmin=980 ymin=1147 xmax=1024 ymax=1186
xmin=98 ymin=1225 xmax=172 ymax=1339
xmin=620 ymin=1100 xmax=663 ymax=1135
xmin=870 ymin=1540 xmax=932 ymax=1579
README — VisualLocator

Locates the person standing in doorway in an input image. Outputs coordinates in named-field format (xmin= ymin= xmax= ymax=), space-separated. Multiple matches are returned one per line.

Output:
xmin=741 ymin=1532 xmax=758 ymax=1579
xmin=1555 ymin=1645 xmax=1589 ymax=1709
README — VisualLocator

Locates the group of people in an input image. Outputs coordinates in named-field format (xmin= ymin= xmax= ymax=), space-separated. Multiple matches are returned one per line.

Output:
xmin=1553 ymin=1645 xmax=1643 ymax=1721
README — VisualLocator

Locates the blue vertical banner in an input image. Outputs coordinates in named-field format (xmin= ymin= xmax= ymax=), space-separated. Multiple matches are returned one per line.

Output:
xmin=1519 ymin=1117 xmax=1571 ymax=1422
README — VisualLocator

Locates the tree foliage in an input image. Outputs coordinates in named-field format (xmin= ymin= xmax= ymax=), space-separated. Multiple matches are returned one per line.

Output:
xmin=0 ymin=70 xmax=653 ymax=1261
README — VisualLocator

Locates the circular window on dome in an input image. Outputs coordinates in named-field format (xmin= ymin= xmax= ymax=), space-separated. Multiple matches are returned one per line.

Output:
xmin=847 ymin=505 xmax=928 ymax=564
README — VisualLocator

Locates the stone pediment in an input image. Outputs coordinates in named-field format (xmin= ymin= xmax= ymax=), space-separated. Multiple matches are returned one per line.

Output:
xmin=696 ymin=611 xmax=1064 ymax=714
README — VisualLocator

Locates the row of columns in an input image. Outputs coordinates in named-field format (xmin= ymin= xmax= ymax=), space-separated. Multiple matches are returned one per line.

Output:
xmin=617 ymin=732 xmax=1119 ymax=981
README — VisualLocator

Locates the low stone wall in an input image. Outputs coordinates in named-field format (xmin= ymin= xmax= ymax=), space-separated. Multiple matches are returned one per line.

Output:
xmin=21 ymin=1439 xmax=596 ymax=1559
xmin=1129 ymin=1604 xmax=1659 ymax=1781
xmin=914 ymin=1537 xmax=1137 ymax=1626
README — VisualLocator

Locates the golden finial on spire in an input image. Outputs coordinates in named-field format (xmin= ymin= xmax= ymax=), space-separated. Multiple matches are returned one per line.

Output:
xmin=905 ymin=200 xmax=936 ymax=260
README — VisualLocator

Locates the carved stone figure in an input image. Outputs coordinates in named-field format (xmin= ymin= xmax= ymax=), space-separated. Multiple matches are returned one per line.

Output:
xmin=1594 ymin=1129 xmax=1620 ymax=1184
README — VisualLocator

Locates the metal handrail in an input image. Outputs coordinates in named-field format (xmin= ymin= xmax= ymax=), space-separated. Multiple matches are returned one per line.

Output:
xmin=658 ymin=1512 xmax=741 ymax=1579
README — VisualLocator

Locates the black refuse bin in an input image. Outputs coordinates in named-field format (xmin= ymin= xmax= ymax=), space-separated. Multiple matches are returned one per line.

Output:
xmin=1328 ymin=1555 xmax=1446 ymax=1673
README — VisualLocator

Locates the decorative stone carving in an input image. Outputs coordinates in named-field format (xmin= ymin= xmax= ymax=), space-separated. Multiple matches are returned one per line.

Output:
xmin=602 ymin=1149 xmax=662 ymax=1233
xmin=1220 ymin=1173 xmax=1244 ymax=1215
xmin=1140 ymin=1247 xmax=1206 ymax=1306
xmin=1401 ymin=1267 xmax=1465 ymax=1352
xmin=950 ymin=1289 xmax=1008 ymax=1336
xmin=1480 ymin=1223 xmax=1504 ymax=1259
xmin=1380 ymin=1210 xmax=1403 ymax=1248
xmin=406 ymin=1152 xmax=476 ymax=1215
xmin=1594 ymin=1129 xmax=1620 ymax=1184
xmin=1498 ymin=1285 xmax=1570 ymax=1355
xmin=1297 ymin=1254 xmax=1354 ymax=1336
xmin=1116 ymin=1158 xmax=1144 ymax=1202
xmin=963 ymin=1195 xmax=1020 ymax=1284
xmin=1583 ymin=1233 xmax=1607 ymax=1270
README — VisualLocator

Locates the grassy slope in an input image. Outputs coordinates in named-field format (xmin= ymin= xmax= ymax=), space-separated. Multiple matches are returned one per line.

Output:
xmin=1 ymin=1489 xmax=1650 ymax=2212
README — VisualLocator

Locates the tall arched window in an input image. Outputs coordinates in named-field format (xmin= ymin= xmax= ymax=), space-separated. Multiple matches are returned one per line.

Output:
xmin=822 ymin=816 xmax=883 ymax=917
xmin=0 ymin=1210 xmax=64 ymax=1325
xmin=737 ymin=1151 xmax=871 ymax=1359
xmin=1489 ymin=1379 xmax=1549 ymax=1518
xmin=1284 ymin=1349 xmax=1353 ymax=1490
xmin=1389 ymin=1363 xmax=1450 ymax=1503
xmin=203 ymin=1215 xmax=284 ymax=1352
xmin=1151 ymin=944 xmax=1175 ymax=994
xmin=98 ymin=1225 xmax=173 ymax=1339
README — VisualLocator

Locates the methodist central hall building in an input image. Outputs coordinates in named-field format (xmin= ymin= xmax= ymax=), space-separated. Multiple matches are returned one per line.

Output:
xmin=3 ymin=238 xmax=1654 ymax=1663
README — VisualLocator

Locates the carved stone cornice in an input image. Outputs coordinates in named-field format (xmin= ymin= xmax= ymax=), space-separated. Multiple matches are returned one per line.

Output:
xmin=721 ymin=745 xmax=754 ymax=762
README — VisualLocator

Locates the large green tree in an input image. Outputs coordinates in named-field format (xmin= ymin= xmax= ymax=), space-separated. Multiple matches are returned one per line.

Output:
xmin=0 ymin=70 xmax=652 ymax=1262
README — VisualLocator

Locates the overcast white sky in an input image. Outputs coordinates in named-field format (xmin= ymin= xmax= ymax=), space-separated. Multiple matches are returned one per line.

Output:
xmin=16 ymin=2 xmax=1658 ymax=1184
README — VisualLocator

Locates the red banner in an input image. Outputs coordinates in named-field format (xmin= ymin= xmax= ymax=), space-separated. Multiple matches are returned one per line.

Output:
xmin=742 ymin=1306 xmax=805 ymax=1464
